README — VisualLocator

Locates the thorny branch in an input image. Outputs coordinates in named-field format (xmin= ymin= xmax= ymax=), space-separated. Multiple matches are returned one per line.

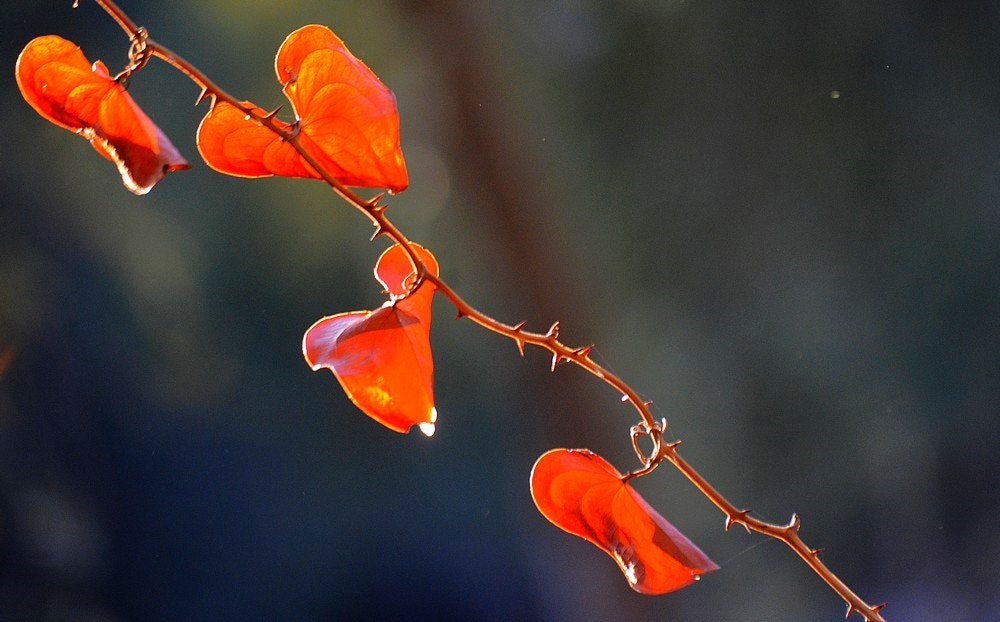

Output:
xmin=85 ymin=1 xmax=887 ymax=619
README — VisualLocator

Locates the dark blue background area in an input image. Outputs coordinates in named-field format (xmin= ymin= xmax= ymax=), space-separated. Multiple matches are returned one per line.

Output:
xmin=2 ymin=1 xmax=998 ymax=620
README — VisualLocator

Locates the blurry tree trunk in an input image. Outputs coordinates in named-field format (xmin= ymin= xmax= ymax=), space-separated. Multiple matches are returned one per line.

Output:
xmin=399 ymin=0 xmax=608 ymax=441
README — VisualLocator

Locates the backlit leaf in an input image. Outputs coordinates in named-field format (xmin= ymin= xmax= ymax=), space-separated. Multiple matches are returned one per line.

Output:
xmin=197 ymin=24 xmax=407 ymax=192
xmin=531 ymin=448 xmax=719 ymax=594
xmin=303 ymin=244 xmax=437 ymax=434
xmin=16 ymin=35 xmax=190 ymax=194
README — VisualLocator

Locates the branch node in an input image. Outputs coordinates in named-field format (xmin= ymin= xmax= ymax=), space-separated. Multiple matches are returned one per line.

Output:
xmin=725 ymin=508 xmax=753 ymax=533
xmin=287 ymin=118 xmax=302 ymax=140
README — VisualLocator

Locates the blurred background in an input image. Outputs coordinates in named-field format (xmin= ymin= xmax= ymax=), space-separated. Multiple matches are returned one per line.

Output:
xmin=2 ymin=1 xmax=998 ymax=620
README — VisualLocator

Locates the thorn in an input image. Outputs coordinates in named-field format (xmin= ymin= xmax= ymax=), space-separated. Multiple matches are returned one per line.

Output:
xmin=262 ymin=105 xmax=283 ymax=120
xmin=370 ymin=223 xmax=386 ymax=241
xmin=663 ymin=439 xmax=682 ymax=449
xmin=365 ymin=192 xmax=386 ymax=209
xmin=573 ymin=345 xmax=593 ymax=359
xmin=844 ymin=603 xmax=857 ymax=619
xmin=511 ymin=321 xmax=527 ymax=357
xmin=785 ymin=513 xmax=802 ymax=532
xmin=194 ymin=87 xmax=211 ymax=106
xmin=725 ymin=509 xmax=752 ymax=533
xmin=454 ymin=308 xmax=466 ymax=320
xmin=642 ymin=400 xmax=653 ymax=408
xmin=872 ymin=603 xmax=887 ymax=613
xmin=810 ymin=547 xmax=825 ymax=557
xmin=545 ymin=321 xmax=560 ymax=339
xmin=550 ymin=353 xmax=566 ymax=372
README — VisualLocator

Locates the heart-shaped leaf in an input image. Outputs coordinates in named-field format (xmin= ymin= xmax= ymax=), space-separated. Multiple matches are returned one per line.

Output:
xmin=197 ymin=24 xmax=407 ymax=192
xmin=303 ymin=243 xmax=438 ymax=434
xmin=16 ymin=35 xmax=190 ymax=195
xmin=531 ymin=448 xmax=719 ymax=594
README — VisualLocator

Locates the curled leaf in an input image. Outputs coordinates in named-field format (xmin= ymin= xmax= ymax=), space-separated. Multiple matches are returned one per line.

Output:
xmin=303 ymin=244 xmax=437 ymax=434
xmin=530 ymin=448 xmax=719 ymax=594
xmin=197 ymin=24 xmax=407 ymax=192
xmin=16 ymin=35 xmax=190 ymax=195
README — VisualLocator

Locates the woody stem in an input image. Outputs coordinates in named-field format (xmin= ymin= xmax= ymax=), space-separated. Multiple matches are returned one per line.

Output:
xmin=86 ymin=1 xmax=885 ymax=618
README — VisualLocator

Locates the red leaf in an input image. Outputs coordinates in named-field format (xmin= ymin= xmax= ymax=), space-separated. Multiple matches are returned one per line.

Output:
xmin=16 ymin=35 xmax=190 ymax=195
xmin=303 ymin=244 xmax=438 ymax=434
xmin=197 ymin=24 xmax=407 ymax=192
xmin=530 ymin=448 xmax=719 ymax=594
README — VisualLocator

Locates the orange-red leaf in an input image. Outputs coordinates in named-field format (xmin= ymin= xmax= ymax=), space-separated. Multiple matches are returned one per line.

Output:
xmin=197 ymin=24 xmax=407 ymax=192
xmin=531 ymin=448 xmax=719 ymax=594
xmin=15 ymin=35 xmax=190 ymax=195
xmin=303 ymin=244 xmax=437 ymax=434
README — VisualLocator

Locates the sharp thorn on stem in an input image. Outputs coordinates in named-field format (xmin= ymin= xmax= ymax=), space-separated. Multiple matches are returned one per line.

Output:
xmin=786 ymin=513 xmax=802 ymax=532
xmin=511 ymin=321 xmax=527 ymax=356
xmin=454 ymin=309 xmax=466 ymax=320
xmin=810 ymin=547 xmax=825 ymax=557
xmin=550 ymin=353 xmax=566 ymax=372
xmin=573 ymin=345 xmax=593 ymax=359
xmin=262 ymin=105 xmax=283 ymax=120
xmin=546 ymin=321 xmax=560 ymax=339
xmin=872 ymin=603 xmax=887 ymax=613
xmin=369 ymin=224 xmax=386 ymax=241
xmin=844 ymin=603 xmax=857 ymax=619
xmin=365 ymin=193 xmax=385 ymax=209
xmin=725 ymin=508 xmax=753 ymax=533
xmin=194 ymin=87 xmax=211 ymax=106
xmin=664 ymin=439 xmax=682 ymax=449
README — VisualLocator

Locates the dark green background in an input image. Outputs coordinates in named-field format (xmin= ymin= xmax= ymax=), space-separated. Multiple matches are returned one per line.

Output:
xmin=2 ymin=1 xmax=997 ymax=620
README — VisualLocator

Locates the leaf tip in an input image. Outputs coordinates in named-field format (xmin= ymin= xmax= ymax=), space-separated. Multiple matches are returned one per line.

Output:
xmin=417 ymin=407 xmax=438 ymax=437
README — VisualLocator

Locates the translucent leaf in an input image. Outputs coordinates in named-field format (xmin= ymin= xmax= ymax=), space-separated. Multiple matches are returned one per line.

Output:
xmin=197 ymin=24 xmax=407 ymax=192
xmin=303 ymin=244 xmax=438 ymax=433
xmin=16 ymin=35 xmax=190 ymax=194
xmin=531 ymin=448 xmax=719 ymax=594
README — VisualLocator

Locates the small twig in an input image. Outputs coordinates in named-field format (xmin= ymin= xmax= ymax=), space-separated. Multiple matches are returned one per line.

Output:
xmin=83 ymin=2 xmax=887 ymax=618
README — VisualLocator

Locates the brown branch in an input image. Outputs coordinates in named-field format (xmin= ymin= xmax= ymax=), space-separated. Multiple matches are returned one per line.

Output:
xmin=83 ymin=1 xmax=886 ymax=619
